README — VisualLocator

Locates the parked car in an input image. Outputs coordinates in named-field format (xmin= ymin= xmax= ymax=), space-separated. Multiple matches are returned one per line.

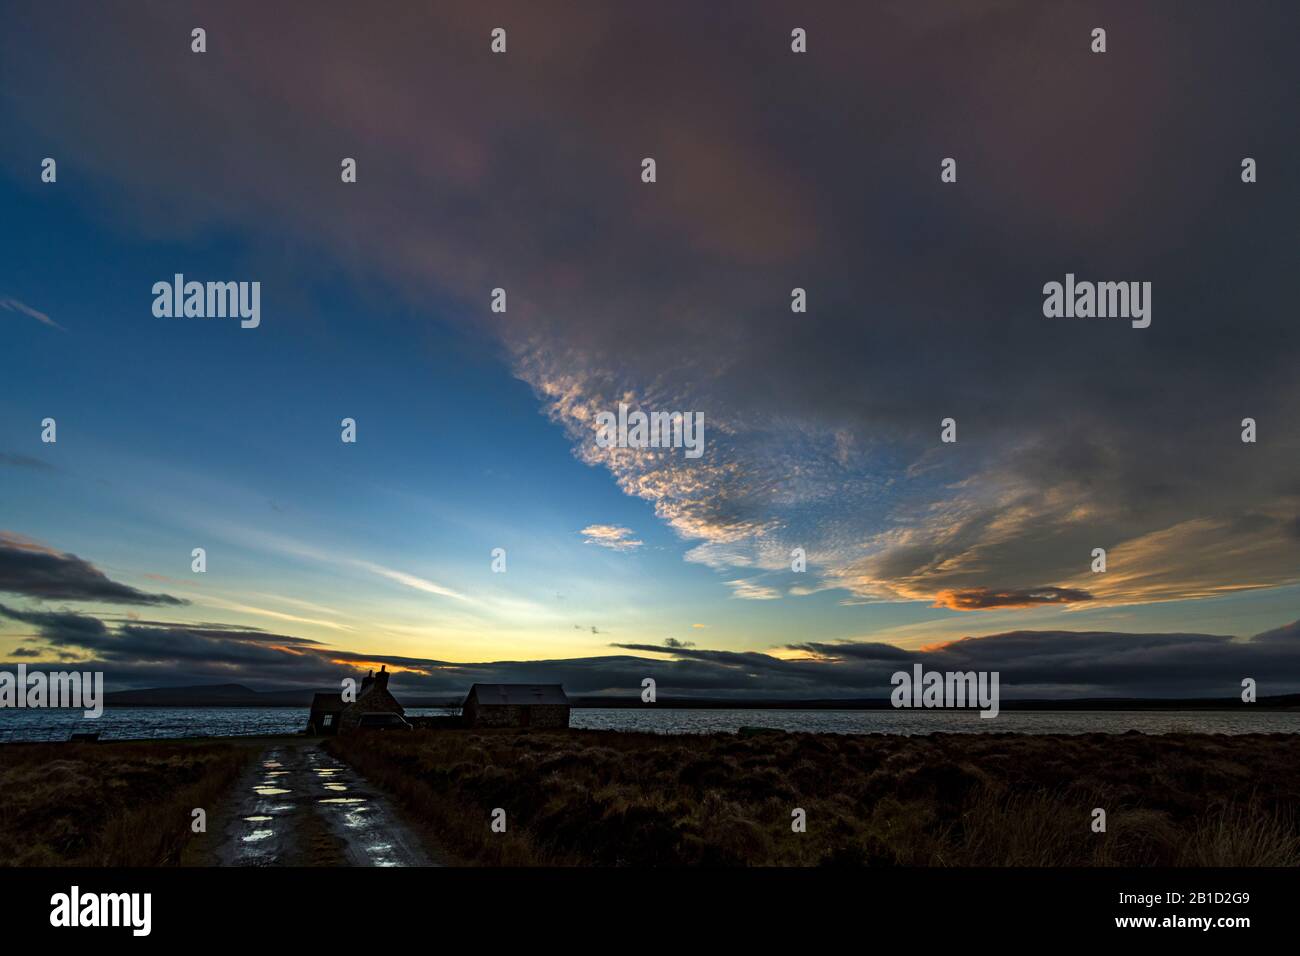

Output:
xmin=355 ymin=712 xmax=412 ymax=731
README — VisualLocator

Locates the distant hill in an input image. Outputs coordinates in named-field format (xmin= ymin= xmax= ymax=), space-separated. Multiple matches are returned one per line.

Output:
xmin=101 ymin=684 xmax=1300 ymax=710
xmin=103 ymin=684 xmax=311 ymax=707
xmin=102 ymin=684 xmax=457 ymax=708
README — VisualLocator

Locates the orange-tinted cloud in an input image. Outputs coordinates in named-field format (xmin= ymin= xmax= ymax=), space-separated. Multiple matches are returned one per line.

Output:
xmin=931 ymin=586 xmax=1093 ymax=611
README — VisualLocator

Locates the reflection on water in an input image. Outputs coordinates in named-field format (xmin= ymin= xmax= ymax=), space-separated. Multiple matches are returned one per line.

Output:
xmin=319 ymin=797 xmax=367 ymax=804
xmin=6 ymin=705 xmax=1300 ymax=742
xmin=253 ymin=786 xmax=291 ymax=796
xmin=368 ymin=842 xmax=398 ymax=866
xmin=573 ymin=708 xmax=1300 ymax=736
xmin=343 ymin=808 xmax=371 ymax=828
xmin=242 ymin=829 xmax=274 ymax=843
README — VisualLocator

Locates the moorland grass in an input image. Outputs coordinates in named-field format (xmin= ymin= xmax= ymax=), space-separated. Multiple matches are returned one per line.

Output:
xmin=328 ymin=728 xmax=1300 ymax=867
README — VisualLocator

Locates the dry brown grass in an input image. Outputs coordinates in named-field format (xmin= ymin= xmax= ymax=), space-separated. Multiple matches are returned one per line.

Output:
xmin=0 ymin=740 xmax=253 ymax=866
xmin=329 ymin=728 xmax=1300 ymax=867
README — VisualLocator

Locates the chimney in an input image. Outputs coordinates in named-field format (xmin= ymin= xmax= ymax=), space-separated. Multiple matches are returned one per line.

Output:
xmin=376 ymin=665 xmax=390 ymax=691
xmin=360 ymin=670 xmax=375 ymax=695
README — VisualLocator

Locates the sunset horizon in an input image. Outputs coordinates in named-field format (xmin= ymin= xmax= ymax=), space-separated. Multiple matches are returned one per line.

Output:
xmin=2 ymin=519 xmax=1300 ymax=699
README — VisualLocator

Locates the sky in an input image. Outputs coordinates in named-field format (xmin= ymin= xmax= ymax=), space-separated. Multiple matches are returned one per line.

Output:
xmin=1 ymin=1 xmax=1298 ymax=699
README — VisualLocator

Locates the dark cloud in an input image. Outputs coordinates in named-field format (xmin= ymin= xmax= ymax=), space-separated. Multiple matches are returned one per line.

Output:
xmin=0 ymin=604 xmax=110 ymax=643
xmin=0 ymin=605 xmax=342 ymax=687
xmin=100 ymin=617 xmax=269 ymax=631
xmin=1251 ymin=620 xmax=1300 ymax=645
xmin=782 ymin=624 xmax=1300 ymax=699
xmin=8 ymin=603 xmax=1293 ymax=699
xmin=0 ymin=533 xmax=185 ymax=606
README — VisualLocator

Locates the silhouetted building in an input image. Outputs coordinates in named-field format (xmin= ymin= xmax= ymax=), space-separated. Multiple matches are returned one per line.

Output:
xmin=306 ymin=665 xmax=406 ymax=734
xmin=462 ymin=683 xmax=569 ymax=728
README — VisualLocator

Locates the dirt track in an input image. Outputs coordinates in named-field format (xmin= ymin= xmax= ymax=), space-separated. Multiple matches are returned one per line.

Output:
xmin=211 ymin=741 xmax=437 ymax=866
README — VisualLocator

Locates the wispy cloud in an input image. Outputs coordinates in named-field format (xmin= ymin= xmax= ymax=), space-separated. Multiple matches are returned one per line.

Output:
xmin=0 ymin=297 xmax=63 ymax=331
xmin=726 ymin=578 xmax=781 ymax=601
xmin=580 ymin=524 xmax=643 ymax=552
xmin=183 ymin=593 xmax=354 ymax=632
xmin=0 ymin=453 xmax=55 ymax=472
xmin=352 ymin=559 xmax=472 ymax=603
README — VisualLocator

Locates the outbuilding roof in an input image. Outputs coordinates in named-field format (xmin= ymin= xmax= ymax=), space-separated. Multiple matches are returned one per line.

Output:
xmin=467 ymin=683 xmax=569 ymax=706
xmin=309 ymin=692 xmax=347 ymax=713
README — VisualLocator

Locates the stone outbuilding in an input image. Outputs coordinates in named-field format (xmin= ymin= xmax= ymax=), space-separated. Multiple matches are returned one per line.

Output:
xmin=461 ymin=683 xmax=570 ymax=729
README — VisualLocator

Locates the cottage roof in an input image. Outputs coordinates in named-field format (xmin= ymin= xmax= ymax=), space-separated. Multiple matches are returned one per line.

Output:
xmin=468 ymin=683 xmax=569 ymax=706
xmin=357 ymin=683 xmax=405 ymax=713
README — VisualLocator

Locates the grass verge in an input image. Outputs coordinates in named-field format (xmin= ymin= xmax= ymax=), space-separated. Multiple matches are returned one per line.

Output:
xmin=0 ymin=740 xmax=254 ymax=866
